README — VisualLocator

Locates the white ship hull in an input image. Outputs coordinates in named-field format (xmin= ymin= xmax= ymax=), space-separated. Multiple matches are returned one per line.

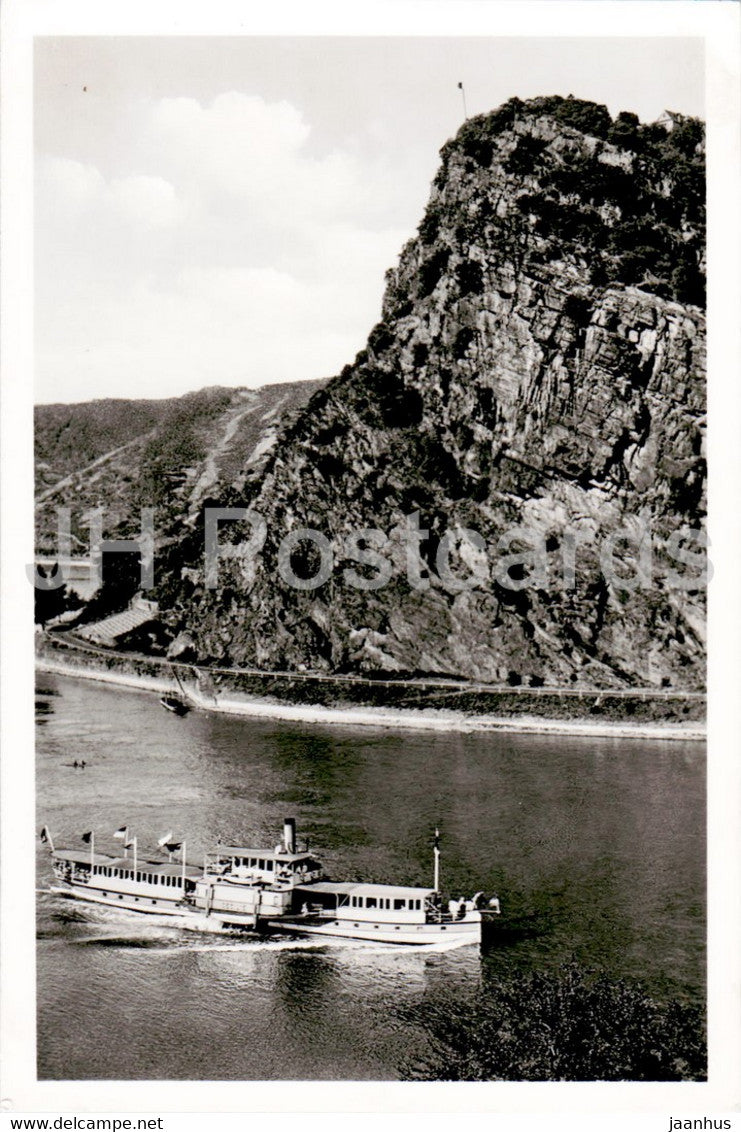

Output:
xmin=50 ymin=881 xmax=191 ymax=917
xmin=268 ymin=914 xmax=482 ymax=946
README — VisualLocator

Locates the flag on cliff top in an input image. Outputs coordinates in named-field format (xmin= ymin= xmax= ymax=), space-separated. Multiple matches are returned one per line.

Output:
xmin=113 ymin=826 xmax=127 ymax=840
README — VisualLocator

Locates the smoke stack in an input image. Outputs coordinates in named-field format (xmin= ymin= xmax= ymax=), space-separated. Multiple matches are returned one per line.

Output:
xmin=283 ymin=818 xmax=296 ymax=854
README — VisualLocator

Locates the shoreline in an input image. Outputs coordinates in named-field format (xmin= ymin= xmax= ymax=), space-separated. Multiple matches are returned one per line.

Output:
xmin=36 ymin=656 xmax=706 ymax=742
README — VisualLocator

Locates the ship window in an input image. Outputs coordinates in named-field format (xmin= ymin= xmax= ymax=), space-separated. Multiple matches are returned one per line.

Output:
xmin=394 ymin=899 xmax=406 ymax=910
xmin=151 ymin=900 xmax=157 ymax=905
xmin=366 ymin=897 xmax=377 ymax=909
xmin=415 ymin=900 xmax=421 ymax=910
xmin=258 ymin=859 xmax=265 ymax=870
xmin=266 ymin=860 xmax=274 ymax=871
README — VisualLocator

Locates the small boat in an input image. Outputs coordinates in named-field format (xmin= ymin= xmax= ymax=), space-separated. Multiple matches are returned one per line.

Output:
xmin=159 ymin=694 xmax=189 ymax=715
xmin=40 ymin=819 xmax=500 ymax=944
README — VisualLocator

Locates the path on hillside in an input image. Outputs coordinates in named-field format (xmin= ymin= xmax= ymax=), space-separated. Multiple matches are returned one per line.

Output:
xmin=35 ymin=434 xmax=153 ymax=506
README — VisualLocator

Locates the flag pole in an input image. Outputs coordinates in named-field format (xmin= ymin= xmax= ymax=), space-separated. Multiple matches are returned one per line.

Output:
xmin=133 ymin=836 xmax=137 ymax=875
xmin=458 ymin=82 xmax=468 ymax=120
xmin=91 ymin=830 xmax=95 ymax=874
xmin=433 ymin=829 xmax=440 ymax=893
xmin=181 ymin=840 xmax=186 ymax=890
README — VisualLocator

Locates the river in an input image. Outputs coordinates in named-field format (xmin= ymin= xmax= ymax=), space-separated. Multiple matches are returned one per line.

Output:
xmin=36 ymin=673 xmax=705 ymax=1080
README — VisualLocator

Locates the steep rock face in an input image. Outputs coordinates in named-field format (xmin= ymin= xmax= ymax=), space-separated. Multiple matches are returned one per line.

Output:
xmin=162 ymin=98 xmax=706 ymax=689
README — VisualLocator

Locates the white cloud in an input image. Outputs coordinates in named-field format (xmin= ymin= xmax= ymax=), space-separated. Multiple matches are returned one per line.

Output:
xmin=38 ymin=156 xmax=187 ymax=230
xmin=37 ymin=156 xmax=105 ymax=222
xmin=108 ymin=174 xmax=188 ymax=229
xmin=35 ymin=93 xmax=420 ymax=402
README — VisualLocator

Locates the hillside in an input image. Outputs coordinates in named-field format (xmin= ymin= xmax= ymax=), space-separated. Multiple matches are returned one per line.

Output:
xmin=35 ymin=381 xmax=325 ymax=557
xmin=154 ymin=97 xmax=706 ymax=690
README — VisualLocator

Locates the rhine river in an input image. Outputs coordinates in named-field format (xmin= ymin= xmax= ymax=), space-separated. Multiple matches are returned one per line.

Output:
xmin=36 ymin=673 xmax=705 ymax=1080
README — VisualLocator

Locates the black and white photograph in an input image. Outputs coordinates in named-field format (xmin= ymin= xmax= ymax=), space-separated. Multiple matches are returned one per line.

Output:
xmin=1 ymin=0 xmax=740 ymax=1122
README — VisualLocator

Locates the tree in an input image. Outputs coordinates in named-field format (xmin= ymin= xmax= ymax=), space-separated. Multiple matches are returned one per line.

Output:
xmin=403 ymin=963 xmax=706 ymax=1081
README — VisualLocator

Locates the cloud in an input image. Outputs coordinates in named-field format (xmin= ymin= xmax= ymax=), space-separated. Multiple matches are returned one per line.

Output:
xmin=35 ymin=93 xmax=420 ymax=402
xmin=108 ymin=174 xmax=188 ymax=228
xmin=38 ymin=156 xmax=187 ymax=234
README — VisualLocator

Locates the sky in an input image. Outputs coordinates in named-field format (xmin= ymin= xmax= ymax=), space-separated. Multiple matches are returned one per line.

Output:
xmin=34 ymin=36 xmax=704 ymax=404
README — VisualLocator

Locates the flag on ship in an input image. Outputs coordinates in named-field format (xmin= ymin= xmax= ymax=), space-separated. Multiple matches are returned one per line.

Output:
xmin=165 ymin=842 xmax=182 ymax=854
xmin=113 ymin=826 xmax=128 ymax=840
xmin=81 ymin=831 xmax=92 ymax=844
xmin=157 ymin=830 xmax=173 ymax=848
xmin=124 ymin=836 xmax=136 ymax=850
xmin=457 ymin=82 xmax=463 ymax=90
xmin=39 ymin=826 xmax=50 ymax=844
xmin=433 ymin=828 xmax=440 ymax=849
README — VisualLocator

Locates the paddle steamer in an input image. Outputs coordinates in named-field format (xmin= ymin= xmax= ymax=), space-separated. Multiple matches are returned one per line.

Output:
xmin=41 ymin=818 xmax=499 ymax=944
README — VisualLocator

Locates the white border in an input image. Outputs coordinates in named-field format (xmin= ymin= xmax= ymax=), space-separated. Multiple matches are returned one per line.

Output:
xmin=2 ymin=0 xmax=740 ymax=1118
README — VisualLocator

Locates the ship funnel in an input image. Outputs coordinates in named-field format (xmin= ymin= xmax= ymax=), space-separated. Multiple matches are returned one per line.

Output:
xmin=283 ymin=818 xmax=296 ymax=854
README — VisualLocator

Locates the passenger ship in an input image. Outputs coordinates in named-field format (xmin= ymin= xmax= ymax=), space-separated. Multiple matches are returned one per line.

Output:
xmin=42 ymin=819 xmax=500 ymax=945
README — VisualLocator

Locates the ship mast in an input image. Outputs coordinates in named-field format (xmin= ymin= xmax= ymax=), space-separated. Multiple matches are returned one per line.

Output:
xmin=433 ymin=828 xmax=440 ymax=892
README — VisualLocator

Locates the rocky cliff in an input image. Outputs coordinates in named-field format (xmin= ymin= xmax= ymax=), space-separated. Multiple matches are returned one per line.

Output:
xmin=86 ymin=98 xmax=712 ymax=690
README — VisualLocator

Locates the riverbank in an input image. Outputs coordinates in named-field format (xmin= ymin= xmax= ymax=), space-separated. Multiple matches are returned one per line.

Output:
xmin=36 ymin=633 xmax=706 ymax=741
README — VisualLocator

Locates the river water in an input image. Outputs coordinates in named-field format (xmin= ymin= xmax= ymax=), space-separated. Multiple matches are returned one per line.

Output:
xmin=36 ymin=673 xmax=705 ymax=1080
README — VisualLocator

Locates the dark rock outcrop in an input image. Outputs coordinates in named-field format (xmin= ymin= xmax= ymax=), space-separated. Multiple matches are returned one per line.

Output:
xmin=161 ymin=98 xmax=705 ymax=690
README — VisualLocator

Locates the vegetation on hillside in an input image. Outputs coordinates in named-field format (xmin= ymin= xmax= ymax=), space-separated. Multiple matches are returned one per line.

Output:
xmin=135 ymin=387 xmax=235 ymax=507
xmin=34 ymin=398 xmax=175 ymax=488
xmin=430 ymin=95 xmax=705 ymax=307
xmin=402 ymin=962 xmax=706 ymax=1081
